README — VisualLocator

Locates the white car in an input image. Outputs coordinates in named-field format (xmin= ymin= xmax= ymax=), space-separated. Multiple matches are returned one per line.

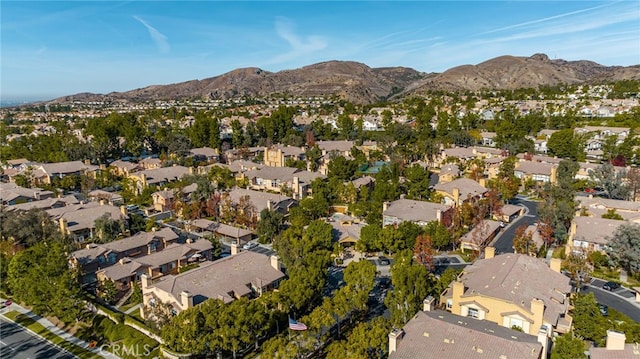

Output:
xmin=243 ymin=242 xmax=258 ymax=250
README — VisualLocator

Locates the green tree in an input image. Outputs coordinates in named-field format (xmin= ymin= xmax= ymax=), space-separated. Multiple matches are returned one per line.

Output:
xmin=94 ymin=213 xmax=124 ymax=243
xmin=605 ymin=223 xmax=640 ymax=274
xmin=256 ymin=209 xmax=285 ymax=244
xmin=601 ymin=208 xmax=624 ymax=220
xmin=551 ymin=332 xmax=586 ymax=359
xmin=589 ymin=162 xmax=629 ymax=200
xmin=547 ymin=129 xmax=585 ymax=161
xmin=7 ymin=241 xmax=86 ymax=323
xmin=572 ymin=293 xmax=607 ymax=346
xmin=97 ymin=279 xmax=119 ymax=305
xmin=384 ymin=249 xmax=432 ymax=326
xmin=512 ymin=224 xmax=537 ymax=256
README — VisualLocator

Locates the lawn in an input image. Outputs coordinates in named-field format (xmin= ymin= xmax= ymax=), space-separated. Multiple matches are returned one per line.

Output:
xmin=2 ymin=311 xmax=101 ymax=359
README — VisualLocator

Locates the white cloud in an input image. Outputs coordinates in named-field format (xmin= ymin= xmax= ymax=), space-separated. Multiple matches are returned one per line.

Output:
xmin=133 ymin=15 xmax=170 ymax=54
xmin=265 ymin=17 xmax=327 ymax=65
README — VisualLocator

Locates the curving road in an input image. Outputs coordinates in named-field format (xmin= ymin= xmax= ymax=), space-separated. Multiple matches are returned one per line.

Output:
xmin=583 ymin=279 xmax=640 ymax=322
xmin=492 ymin=196 xmax=539 ymax=254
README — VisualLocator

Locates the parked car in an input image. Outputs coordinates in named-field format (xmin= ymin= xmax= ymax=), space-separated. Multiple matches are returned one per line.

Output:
xmin=602 ymin=281 xmax=620 ymax=291
xmin=243 ymin=242 xmax=258 ymax=250
xmin=599 ymin=304 xmax=608 ymax=317
xmin=378 ymin=256 xmax=390 ymax=266
xmin=1 ymin=300 xmax=11 ymax=309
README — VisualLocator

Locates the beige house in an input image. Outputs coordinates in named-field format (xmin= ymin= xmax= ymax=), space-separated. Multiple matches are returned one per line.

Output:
xmin=514 ymin=161 xmax=558 ymax=184
xmin=189 ymin=219 xmax=253 ymax=246
xmin=128 ymin=165 xmax=192 ymax=194
xmin=437 ymin=164 xmax=460 ymax=184
xmin=389 ymin=307 xmax=544 ymax=359
xmin=590 ymin=330 xmax=638 ymax=359
xmin=263 ymin=145 xmax=305 ymax=167
xmin=242 ymin=166 xmax=325 ymax=199
xmin=25 ymin=160 xmax=99 ymax=185
xmin=51 ymin=201 xmax=129 ymax=242
xmin=141 ymin=251 xmax=285 ymax=317
xmin=441 ymin=248 xmax=572 ymax=337
xmin=382 ymin=198 xmax=453 ymax=227
xmin=575 ymin=196 xmax=640 ymax=222
xmin=459 ymin=220 xmax=501 ymax=252
xmin=566 ymin=216 xmax=624 ymax=255
xmin=433 ymin=178 xmax=488 ymax=206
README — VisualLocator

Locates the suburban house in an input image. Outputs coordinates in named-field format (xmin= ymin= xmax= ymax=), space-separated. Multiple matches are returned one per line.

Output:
xmin=109 ymin=160 xmax=140 ymax=177
xmin=441 ymin=248 xmax=572 ymax=337
xmin=382 ymin=198 xmax=453 ymax=227
xmin=140 ymin=251 xmax=285 ymax=317
xmin=328 ymin=213 xmax=366 ymax=247
xmin=440 ymin=147 xmax=477 ymax=165
xmin=0 ymin=182 xmax=54 ymax=205
xmin=87 ymin=190 xmax=124 ymax=206
xmin=348 ymin=175 xmax=375 ymax=191
xmin=189 ymin=147 xmax=220 ymax=163
xmin=575 ymin=196 xmax=640 ymax=222
xmin=70 ymin=227 xmax=180 ymax=277
xmin=50 ymin=201 xmax=129 ymax=242
xmin=138 ymin=157 xmax=162 ymax=170
xmin=565 ymin=216 xmax=624 ymax=255
xmin=151 ymin=189 xmax=175 ymax=212
xmin=263 ymin=145 xmax=305 ymax=167
xmin=513 ymin=161 xmax=558 ymax=184
xmin=459 ymin=220 xmax=502 ymax=252
xmin=494 ymin=204 xmax=525 ymax=223
xmin=128 ymin=165 xmax=192 ymax=194
xmin=433 ymin=178 xmax=488 ymax=206
xmin=226 ymin=188 xmax=296 ymax=218
xmin=242 ymin=166 xmax=325 ymax=199
xmin=7 ymin=195 xmax=79 ymax=211
xmin=590 ymin=331 xmax=639 ymax=359
xmin=223 ymin=146 xmax=264 ymax=163
xmin=436 ymin=164 xmax=460 ymax=184
xmin=388 ymin=306 xmax=545 ymax=359
xmin=25 ymin=160 xmax=99 ymax=185
xmin=188 ymin=218 xmax=253 ymax=246
xmin=96 ymin=239 xmax=213 ymax=290
xmin=480 ymin=132 xmax=497 ymax=147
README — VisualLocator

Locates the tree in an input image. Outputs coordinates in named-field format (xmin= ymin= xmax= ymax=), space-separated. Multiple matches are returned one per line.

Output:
xmin=572 ymin=293 xmax=608 ymax=346
xmin=551 ymin=332 xmax=586 ymax=359
xmin=256 ymin=209 xmax=285 ymax=244
xmin=0 ymin=207 xmax=61 ymax=249
xmin=605 ymin=223 xmax=640 ymax=274
xmin=97 ymin=279 xmax=119 ymax=305
xmin=94 ymin=213 xmax=124 ymax=243
xmin=512 ymin=225 xmax=537 ymax=256
xmin=413 ymin=234 xmax=435 ymax=271
xmin=547 ymin=129 xmax=585 ymax=161
xmin=601 ymin=208 xmax=624 ymax=220
xmin=423 ymin=221 xmax=452 ymax=250
xmin=589 ymin=162 xmax=629 ymax=200
xmin=7 ymin=241 xmax=86 ymax=323
xmin=384 ymin=249 xmax=433 ymax=326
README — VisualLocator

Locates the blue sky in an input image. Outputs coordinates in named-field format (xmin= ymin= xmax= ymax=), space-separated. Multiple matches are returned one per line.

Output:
xmin=2 ymin=1 xmax=639 ymax=101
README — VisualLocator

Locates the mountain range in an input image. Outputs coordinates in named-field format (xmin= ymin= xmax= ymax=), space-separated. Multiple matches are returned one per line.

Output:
xmin=52 ymin=53 xmax=640 ymax=105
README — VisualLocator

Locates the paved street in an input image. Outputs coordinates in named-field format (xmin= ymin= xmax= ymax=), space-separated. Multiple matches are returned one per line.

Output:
xmin=492 ymin=196 xmax=539 ymax=254
xmin=0 ymin=317 xmax=76 ymax=359
xmin=583 ymin=279 xmax=640 ymax=322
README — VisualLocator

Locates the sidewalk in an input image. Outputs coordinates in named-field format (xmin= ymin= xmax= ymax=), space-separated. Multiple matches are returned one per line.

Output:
xmin=0 ymin=298 xmax=120 ymax=359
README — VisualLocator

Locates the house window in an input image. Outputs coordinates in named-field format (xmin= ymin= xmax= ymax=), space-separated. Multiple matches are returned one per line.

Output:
xmin=510 ymin=317 xmax=523 ymax=329
xmin=446 ymin=299 xmax=452 ymax=309
xmin=149 ymin=298 xmax=156 ymax=307
xmin=468 ymin=307 xmax=479 ymax=318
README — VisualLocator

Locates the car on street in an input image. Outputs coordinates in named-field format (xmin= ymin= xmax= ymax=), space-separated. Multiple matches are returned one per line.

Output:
xmin=599 ymin=304 xmax=609 ymax=317
xmin=602 ymin=281 xmax=620 ymax=291
xmin=1 ymin=300 xmax=11 ymax=309
xmin=378 ymin=256 xmax=390 ymax=265
xmin=243 ymin=242 xmax=258 ymax=250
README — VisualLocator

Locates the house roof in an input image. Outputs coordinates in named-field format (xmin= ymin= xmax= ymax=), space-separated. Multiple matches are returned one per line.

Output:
xmin=383 ymin=199 xmax=450 ymax=224
xmin=389 ymin=310 xmax=542 ymax=359
xmin=39 ymin=161 xmax=98 ymax=175
xmin=244 ymin=166 xmax=299 ymax=181
xmin=8 ymin=195 xmax=79 ymax=211
xmin=227 ymin=188 xmax=294 ymax=213
xmin=71 ymin=244 xmax=111 ymax=265
xmin=109 ymin=160 xmax=139 ymax=172
xmin=266 ymin=145 xmax=305 ymax=156
xmin=98 ymin=258 xmax=144 ymax=281
xmin=590 ymin=343 xmax=640 ymax=359
xmin=433 ymin=178 xmax=488 ymax=199
xmin=442 ymin=147 xmax=476 ymax=159
xmin=227 ymin=160 xmax=264 ymax=173
xmin=102 ymin=228 xmax=179 ymax=253
xmin=48 ymin=202 xmax=126 ymax=234
xmin=190 ymin=147 xmax=218 ymax=158
xmin=350 ymin=175 xmax=375 ymax=189
xmin=460 ymin=220 xmax=501 ymax=246
xmin=132 ymin=166 xmax=191 ymax=185
xmin=151 ymin=250 xmax=285 ymax=304
xmin=315 ymin=140 xmax=355 ymax=153
xmin=136 ymin=241 xmax=212 ymax=268
xmin=0 ymin=183 xmax=53 ymax=203
xmin=572 ymin=216 xmax=625 ymax=245
xmin=455 ymin=253 xmax=571 ymax=326
xmin=87 ymin=190 xmax=123 ymax=203
xmin=501 ymin=204 xmax=523 ymax=217
xmin=440 ymin=164 xmax=460 ymax=176
xmin=515 ymin=161 xmax=556 ymax=176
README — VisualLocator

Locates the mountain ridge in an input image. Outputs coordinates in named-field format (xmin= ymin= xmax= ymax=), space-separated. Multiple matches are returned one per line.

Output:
xmin=50 ymin=54 xmax=640 ymax=105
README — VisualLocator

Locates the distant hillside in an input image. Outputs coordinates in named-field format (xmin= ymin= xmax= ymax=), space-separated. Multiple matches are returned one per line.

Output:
xmin=51 ymin=54 xmax=640 ymax=105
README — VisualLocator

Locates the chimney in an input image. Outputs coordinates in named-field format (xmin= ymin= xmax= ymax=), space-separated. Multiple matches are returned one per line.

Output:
xmin=423 ymin=296 xmax=435 ymax=312
xmin=388 ymin=328 xmax=404 ymax=354
xmin=484 ymin=246 xmax=495 ymax=259
xmin=479 ymin=178 xmax=486 ymax=187
xmin=537 ymin=325 xmax=551 ymax=359
xmin=59 ymin=218 xmax=68 ymax=234
xmin=100 ymin=199 xmax=105 ymax=206
xmin=453 ymin=188 xmax=460 ymax=204
xmin=34 ymin=191 xmax=40 ymax=200
xmin=451 ymin=281 xmax=465 ymax=313
xmin=84 ymin=159 xmax=91 ymax=165
xmin=436 ymin=209 xmax=442 ymax=223
xmin=141 ymin=274 xmax=150 ymax=289
xmin=120 ymin=205 xmax=127 ymax=216
xmin=606 ymin=330 xmax=626 ymax=350
xmin=266 ymin=200 xmax=273 ymax=212
xmin=530 ymin=298 xmax=545 ymax=331
xmin=383 ymin=201 xmax=389 ymax=212
xmin=231 ymin=243 xmax=239 ymax=255
xmin=550 ymin=166 xmax=558 ymax=184
xmin=550 ymin=258 xmax=562 ymax=273
xmin=189 ymin=166 xmax=194 ymax=174
xmin=180 ymin=290 xmax=194 ymax=309
xmin=270 ymin=255 xmax=281 ymax=271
